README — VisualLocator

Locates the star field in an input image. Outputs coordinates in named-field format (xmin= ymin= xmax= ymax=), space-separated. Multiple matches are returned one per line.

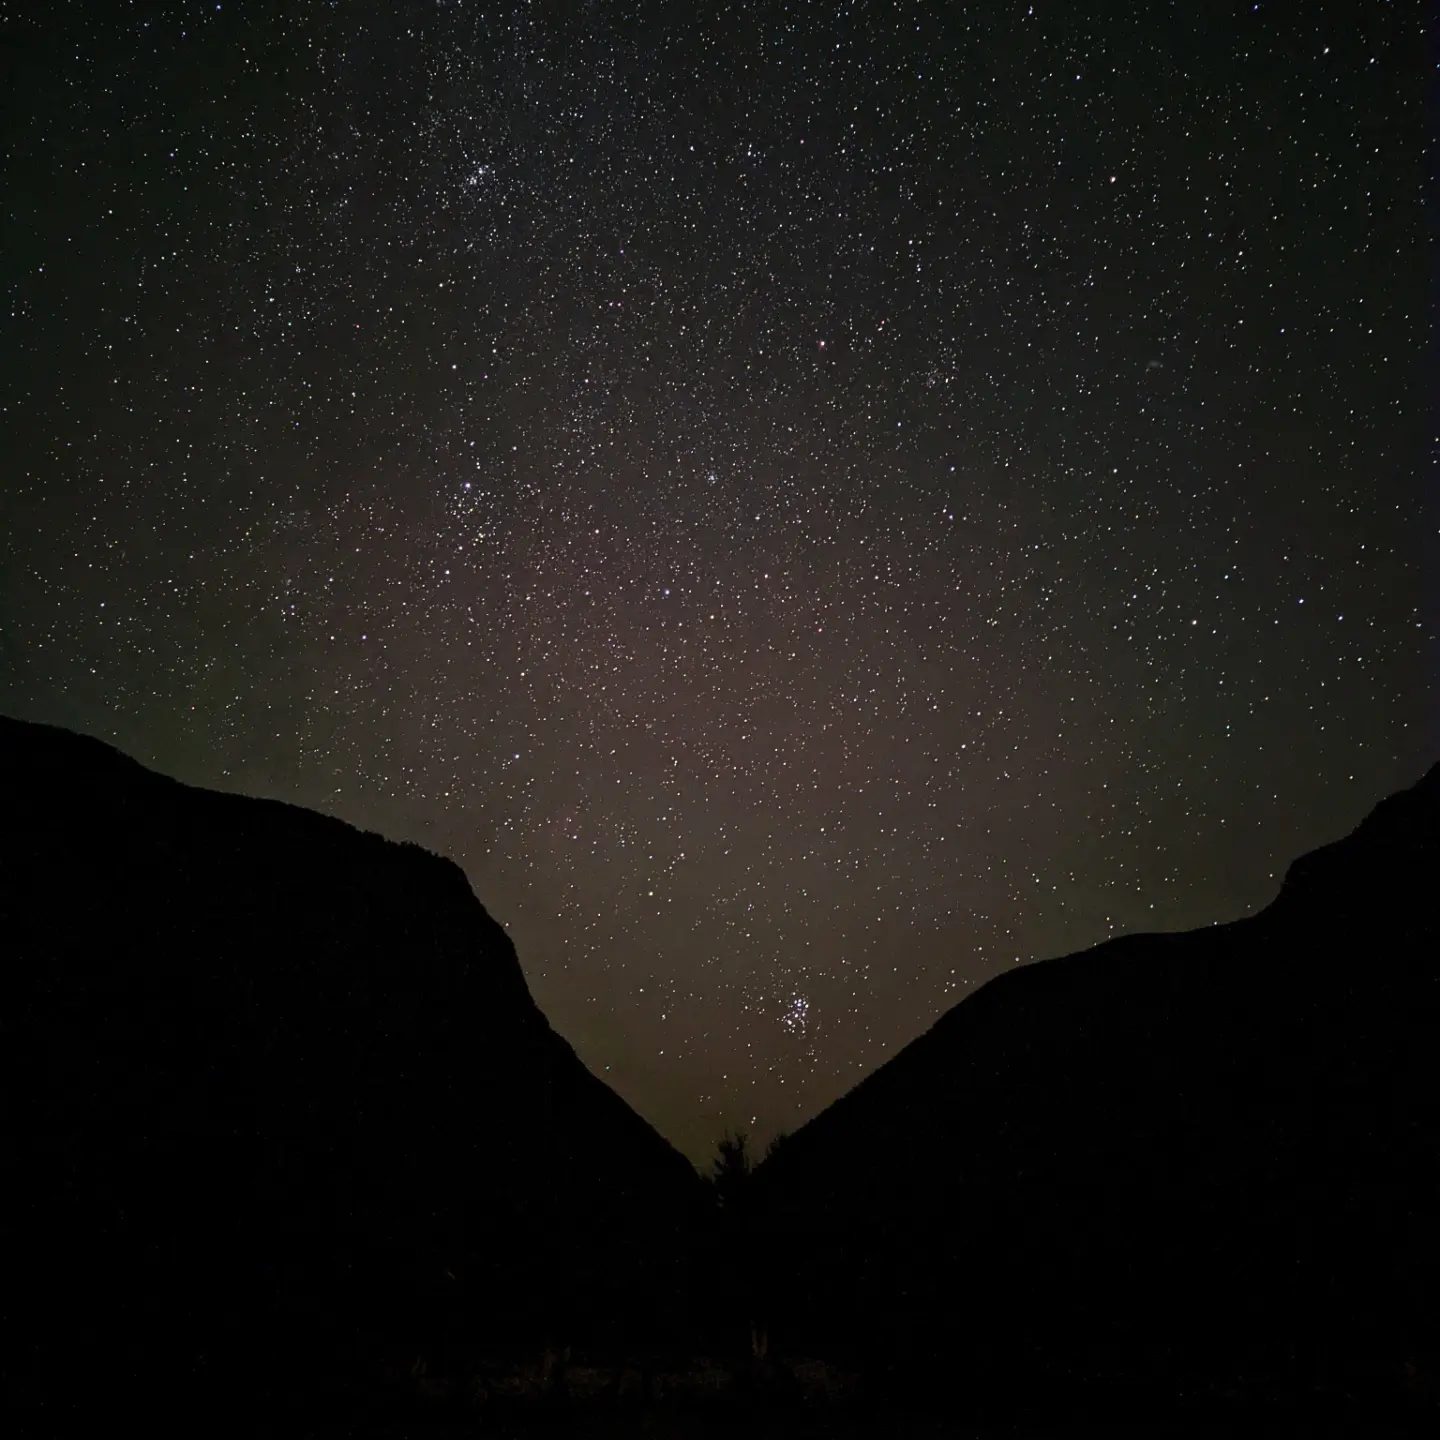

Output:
xmin=1 ymin=1 xmax=1430 ymax=1161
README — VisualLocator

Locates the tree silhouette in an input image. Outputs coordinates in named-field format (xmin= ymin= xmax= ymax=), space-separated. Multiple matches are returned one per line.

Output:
xmin=709 ymin=1130 xmax=752 ymax=1211
xmin=703 ymin=1131 xmax=765 ymax=1355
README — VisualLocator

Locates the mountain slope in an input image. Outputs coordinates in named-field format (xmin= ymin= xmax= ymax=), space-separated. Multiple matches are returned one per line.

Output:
xmin=749 ymin=762 xmax=1440 ymax=1416
xmin=0 ymin=716 xmax=707 ymax=1421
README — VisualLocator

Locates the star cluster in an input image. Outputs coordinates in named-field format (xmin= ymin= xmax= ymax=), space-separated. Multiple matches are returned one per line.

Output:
xmin=1 ymin=1 xmax=1429 ymax=1160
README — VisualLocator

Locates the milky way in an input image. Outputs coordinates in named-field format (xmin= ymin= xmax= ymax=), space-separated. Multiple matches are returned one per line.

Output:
xmin=2 ymin=1 xmax=1429 ymax=1160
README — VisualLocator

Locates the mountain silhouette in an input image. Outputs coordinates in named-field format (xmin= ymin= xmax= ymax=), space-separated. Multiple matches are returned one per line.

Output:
xmin=747 ymin=760 xmax=1440 ymax=1418
xmin=0 ymin=716 xmax=707 ymax=1424
xmin=6 ymin=715 xmax=1436 ymax=1425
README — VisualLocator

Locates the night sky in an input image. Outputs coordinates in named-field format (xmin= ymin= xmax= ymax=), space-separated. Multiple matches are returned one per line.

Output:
xmin=2 ymin=1 xmax=1431 ymax=1162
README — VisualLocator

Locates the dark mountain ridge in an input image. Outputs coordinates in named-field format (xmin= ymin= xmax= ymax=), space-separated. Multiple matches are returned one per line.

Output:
xmin=5 ymin=714 xmax=1436 ymax=1425
xmin=0 ymin=716 xmax=708 ymax=1424
xmin=747 ymin=760 xmax=1440 ymax=1417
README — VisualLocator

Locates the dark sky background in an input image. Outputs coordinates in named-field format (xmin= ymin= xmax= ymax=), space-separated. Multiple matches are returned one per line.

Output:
xmin=2 ymin=0 xmax=1431 ymax=1162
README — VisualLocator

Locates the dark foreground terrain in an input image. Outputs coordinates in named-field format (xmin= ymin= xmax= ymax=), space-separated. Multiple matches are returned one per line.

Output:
xmin=3 ymin=714 xmax=1437 ymax=1432
xmin=1 ymin=716 xmax=707 ymax=1427
xmin=746 ymin=758 xmax=1440 ymax=1422
xmin=295 ymin=1420 xmax=1421 ymax=1440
